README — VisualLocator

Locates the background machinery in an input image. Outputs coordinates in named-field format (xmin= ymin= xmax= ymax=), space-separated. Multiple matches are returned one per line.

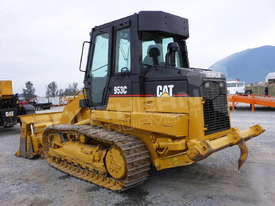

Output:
xmin=0 ymin=81 xmax=34 ymax=128
xmin=226 ymin=80 xmax=246 ymax=95
xmin=16 ymin=11 xmax=264 ymax=191
xmin=245 ymin=72 xmax=275 ymax=96
xmin=0 ymin=81 xmax=18 ymax=127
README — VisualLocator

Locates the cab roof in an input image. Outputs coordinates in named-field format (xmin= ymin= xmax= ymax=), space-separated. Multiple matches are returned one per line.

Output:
xmin=93 ymin=11 xmax=189 ymax=38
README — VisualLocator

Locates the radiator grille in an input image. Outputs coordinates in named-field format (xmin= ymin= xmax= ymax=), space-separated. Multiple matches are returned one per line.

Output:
xmin=203 ymin=81 xmax=230 ymax=135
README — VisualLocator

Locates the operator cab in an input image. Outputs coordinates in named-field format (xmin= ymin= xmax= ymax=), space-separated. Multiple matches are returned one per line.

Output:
xmin=82 ymin=11 xmax=191 ymax=107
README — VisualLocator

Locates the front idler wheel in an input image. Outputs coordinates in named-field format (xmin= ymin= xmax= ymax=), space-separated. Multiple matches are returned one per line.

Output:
xmin=105 ymin=146 xmax=127 ymax=180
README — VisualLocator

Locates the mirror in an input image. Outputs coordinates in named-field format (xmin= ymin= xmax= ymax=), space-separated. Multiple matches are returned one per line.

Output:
xmin=79 ymin=41 xmax=90 ymax=72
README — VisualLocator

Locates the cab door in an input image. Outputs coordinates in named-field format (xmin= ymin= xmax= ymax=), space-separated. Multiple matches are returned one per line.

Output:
xmin=85 ymin=27 xmax=112 ymax=107
xmin=109 ymin=25 xmax=132 ymax=96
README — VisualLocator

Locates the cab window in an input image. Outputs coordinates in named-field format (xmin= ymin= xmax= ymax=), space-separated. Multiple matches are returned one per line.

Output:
xmin=142 ymin=32 xmax=183 ymax=67
xmin=115 ymin=28 xmax=131 ymax=72
xmin=90 ymin=33 xmax=109 ymax=104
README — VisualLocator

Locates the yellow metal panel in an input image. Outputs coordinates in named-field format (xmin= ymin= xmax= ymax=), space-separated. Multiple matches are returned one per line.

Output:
xmin=144 ymin=97 xmax=189 ymax=113
xmin=107 ymin=97 xmax=132 ymax=112
xmin=20 ymin=112 xmax=63 ymax=125
xmin=132 ymin=98 xmax=145 ymax=112
xmin=0 ymin=80 xmax=13 ymax=96
xmin=73 ymin=108 xmax=91 ymax=124
xmin=92 ymin=110 xmax=131 ymax=127
xmin=187 ymin=98 xmax=205 ymax=140
xmin=131 ymin=112 xmax=188 ymax=137
xmin=107 ymin=97 xmax=189 ymax=113
xmin=60 ymin=94 xmax=84 ymax=123
xmin=108 ymin=97 xmax=189 ymax=113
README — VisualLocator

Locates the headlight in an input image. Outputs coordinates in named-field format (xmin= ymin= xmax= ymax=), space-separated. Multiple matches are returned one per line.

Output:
xmin=204 ymin=82 xmax=210 ymax=88
xmin=219 ymin=82 xmax=224 ymax=87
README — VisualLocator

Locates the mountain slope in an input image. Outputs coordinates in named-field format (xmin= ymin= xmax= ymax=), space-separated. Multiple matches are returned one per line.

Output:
xmin=209 ymin=45 xmax=275 ymax=83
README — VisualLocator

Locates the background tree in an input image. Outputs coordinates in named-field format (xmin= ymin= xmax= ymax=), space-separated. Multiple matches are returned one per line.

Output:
xmin=58 ymin=89 xmax=64 ymax=97
xmin=22 ymin=81 xmax=36 ymax=101
xmin=46 ymin=81 xmax=58 ymax=97
xmin=63 ymin=82 xmax=79 ymax=96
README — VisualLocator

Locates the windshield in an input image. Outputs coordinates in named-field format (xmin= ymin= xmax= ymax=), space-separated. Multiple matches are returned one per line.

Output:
xmin=227 ymin=82 xmax=245 ymax=87
xmin=141 ymin=32 xmax=186 ymax=67
xmin=227 ymin=83 xmax=236 ymax=87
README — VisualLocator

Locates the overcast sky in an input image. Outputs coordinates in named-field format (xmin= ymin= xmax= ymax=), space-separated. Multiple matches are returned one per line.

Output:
xmin=1 ymin=0 xmax=275 ymax=95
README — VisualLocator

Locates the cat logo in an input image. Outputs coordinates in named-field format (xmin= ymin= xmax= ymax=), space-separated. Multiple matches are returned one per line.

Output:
xmin=156 ymin=85 xmax=174 ymax=97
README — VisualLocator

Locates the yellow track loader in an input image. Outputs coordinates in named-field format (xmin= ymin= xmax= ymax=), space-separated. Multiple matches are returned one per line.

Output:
xmin=0 ymin=80 xmax=34 ymax=128
xmin=0 ymin=81 xmax=17 ymax=127
xmin=16 ymin=11 xmax=264 ymax=191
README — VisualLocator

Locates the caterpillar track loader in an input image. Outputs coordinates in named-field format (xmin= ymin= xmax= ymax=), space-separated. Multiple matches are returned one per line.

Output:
xmin=16 ymin=11 xmax=264 ymax=191
xmin=0 ymin=80 xmax=34 ymax=128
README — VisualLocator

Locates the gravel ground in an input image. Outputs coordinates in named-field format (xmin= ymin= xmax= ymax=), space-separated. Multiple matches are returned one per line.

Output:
xmin=0 ymin=106 xmax=274 ymax=206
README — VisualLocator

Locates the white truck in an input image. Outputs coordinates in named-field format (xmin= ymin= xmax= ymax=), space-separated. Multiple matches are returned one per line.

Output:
xmin=227 ymin=80 xmax=246 ymax=95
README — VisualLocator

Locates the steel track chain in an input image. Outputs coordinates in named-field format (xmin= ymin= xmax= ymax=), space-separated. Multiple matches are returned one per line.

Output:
xmin=43 ymin=124 xmax=151 ymax=191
